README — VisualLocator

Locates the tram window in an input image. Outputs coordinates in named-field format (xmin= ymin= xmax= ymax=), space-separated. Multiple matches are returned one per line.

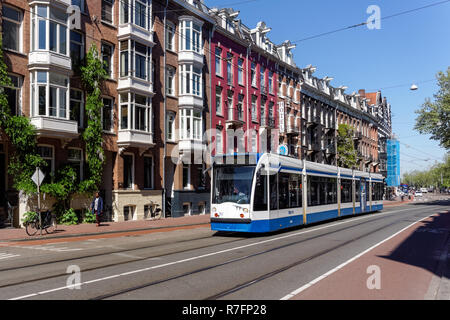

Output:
xmin=279 ymin=173 xmax=289 ymax=210
xmin=270 ymin=173 xmax=278 ymax=210
xmin=288 ymin=173 xmax=301 ymax=208
xmin=341 ymin=179 xmax=352 ymax=203
xmin=326 ymin=178 xmax=337 ymax=204
xmin=355 ymin=180 xmax=361 ymax=202
xmin=253 ymin=169 xmax=268 ymax=211
xmin=308 ymin=176 xmax=320 ymax=207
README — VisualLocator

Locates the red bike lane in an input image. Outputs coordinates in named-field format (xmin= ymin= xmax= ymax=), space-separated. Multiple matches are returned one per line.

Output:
xmin=289 ymin=210 xmax=450 ymax=300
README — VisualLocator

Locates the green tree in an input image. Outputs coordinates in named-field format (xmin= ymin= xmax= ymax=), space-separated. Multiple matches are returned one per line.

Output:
xmin=414 ymin=68 xmax=450 ymax=150
xmin=336 ymin=124 xmax=358 ymax=169
xmin=79 ymin=43 xmax=108 ymax=193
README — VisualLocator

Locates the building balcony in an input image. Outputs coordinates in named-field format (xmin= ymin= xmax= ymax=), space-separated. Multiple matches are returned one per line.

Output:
xmin=178 ymin=50 xmax=204 ymax=66
xmin=286 ymin=124 xmax=300 ymax=135
xmin=118 ymin=75 xmax=154 ymax=96
xmin=118 ymin=23 xmax=154 ymax=47
xmin=261 ymin=117 xmax=275 ymax=128
xmin=179 ymin=95 xmax=203 ymax=109
xmin=28 ymin=51 xmax=71 ymax=72
xmin=31 ymin=116 xmax=78 ymax=140
xmin=179 ymin=139 xmax=206 ymax=153
xmin=353 ymin=132 xmax=363 ymax=140
xmin=117 ymin=130 xmax=155 ymax=152
xmin=325 ymin=144 xmax=336 ymax=155
xmin=226 ymin=108 xmax=244 ymax=128
xmin=261 ymin=85 xmax=267 ymax=96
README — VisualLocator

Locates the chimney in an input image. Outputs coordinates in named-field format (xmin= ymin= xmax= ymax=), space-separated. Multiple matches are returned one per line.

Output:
xmin=358 ymin=89 xmax=366 ymax=98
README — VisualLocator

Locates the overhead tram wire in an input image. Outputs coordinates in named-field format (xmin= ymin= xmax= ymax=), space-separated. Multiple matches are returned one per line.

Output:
xmin=290 ymin=0 xmax=450 ymax=44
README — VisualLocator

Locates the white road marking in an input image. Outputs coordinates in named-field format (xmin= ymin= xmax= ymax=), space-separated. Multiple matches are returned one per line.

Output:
xmin=7 ymin=206 xmax=436 ymax=300
xmin=19 ymin=245 xmax=83 ymax=252
xmin=0 ymin=253 xmax=21 ymax=260
xmin=112 ymin=253 xmax=144 ymax=259
xmin=280 ymin=212 xmax=437 ymax=300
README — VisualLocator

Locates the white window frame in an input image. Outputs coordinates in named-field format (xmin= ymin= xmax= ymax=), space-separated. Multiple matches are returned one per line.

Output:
xmin=166 ymin=66 xmax=176 ymax=96
xmin=2 ymin=5 xmax=23 ymax=53
xmin=227 ymin=53 xmax=233 ymax=86
xmin=251 ymin=61 xmax=257 ymax=87
xmin=179 ymin=108 xmax=202 ymax=141
xmin=179 ymin=17 xmax=203 ymax=53
xmin=31 ymin=71 xmax=69 ymax=119
xmin=238 ymin=58 xmax=244 ymax=85
xmin=215 ymin=86 xmax=223 ymax=116
xmin=37 ymin=144 xmax=55 ymax=182
xmin=251 ymin=95 xmax=258 ymax=123
xmin=101 ymin=0 xmax=115 ymax=25
xmin=179 ymin=64 xmax=202 ymax=97
xmin=67 ymin=147 xmax=84 ymax=182
xmin=119 ymin=92 xmax=152 ymax=133
xmin=166 ymin=112 xmax=176 ymax=142
xmin=215 ymin=47 xmax=222 ymax=77
xmin=31 ymin=5 xmax=69 ymax=55
xmin=166 ymin=21 xmax=175 ymax=51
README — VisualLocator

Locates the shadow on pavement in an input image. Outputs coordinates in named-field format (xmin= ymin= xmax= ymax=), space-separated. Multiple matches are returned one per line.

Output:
xmin=378 ymin=208 xmax=450 ymax=277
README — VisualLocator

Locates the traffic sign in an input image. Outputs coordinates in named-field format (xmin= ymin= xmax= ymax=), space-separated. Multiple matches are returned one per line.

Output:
xmin=31 ymin=168 xmax=45 ymax=187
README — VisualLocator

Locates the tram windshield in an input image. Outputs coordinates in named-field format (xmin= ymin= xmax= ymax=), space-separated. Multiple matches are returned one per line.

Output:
xmin=213 ymin=166 xmax=255 ymax=205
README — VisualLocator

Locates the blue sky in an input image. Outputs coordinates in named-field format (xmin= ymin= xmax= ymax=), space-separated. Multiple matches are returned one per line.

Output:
xmin=205 ymin=0 xmax=450 ymax=176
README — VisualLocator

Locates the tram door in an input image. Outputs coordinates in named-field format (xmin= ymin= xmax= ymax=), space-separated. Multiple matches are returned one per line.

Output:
xmin=360 ymin=179 xmax=367 ymax=213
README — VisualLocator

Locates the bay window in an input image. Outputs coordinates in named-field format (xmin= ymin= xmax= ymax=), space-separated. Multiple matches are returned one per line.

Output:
xmin=31 ymin=71 xmax=69 ymax=119
xmin=31 ymin=5 xmax=68 ymax=54
xmin=180 ymin=109 xmax=202 ymax=140
xmin=179 ymin=19 xmax=202 ymax=53
xmin=120 ymin=0 xmax=150 ymax=29
xmin=119 ymin=92 xmax=152 ymax=133
xmin=179 ymin=64 xmax=202 ymax=97
xmin=120 ymin=40 xmax=151 ymax=81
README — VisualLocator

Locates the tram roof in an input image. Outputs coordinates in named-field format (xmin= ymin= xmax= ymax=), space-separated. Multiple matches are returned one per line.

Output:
xmin=212 ymin=153 xmax=385 ymax=181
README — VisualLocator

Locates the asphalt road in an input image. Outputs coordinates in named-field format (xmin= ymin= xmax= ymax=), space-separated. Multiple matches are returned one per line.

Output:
xmin=0 ymin=199 xmax=448 ymax=300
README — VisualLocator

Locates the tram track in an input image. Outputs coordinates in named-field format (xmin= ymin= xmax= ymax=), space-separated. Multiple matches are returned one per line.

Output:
xmin=88 ymin=206 xmax=441 ymax=300
xmin=0 ymin=233 xmax=244 ymax=289
xmin=2 ymin=203 xmax=444 ymax=299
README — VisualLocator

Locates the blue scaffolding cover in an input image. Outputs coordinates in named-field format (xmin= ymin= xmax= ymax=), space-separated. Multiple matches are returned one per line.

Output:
xmin=386 ymin=139 xmax=400 ymax=187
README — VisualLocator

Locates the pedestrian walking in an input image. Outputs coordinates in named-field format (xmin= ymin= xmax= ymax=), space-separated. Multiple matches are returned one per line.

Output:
xmin=90 ymin=192 xmax=103 ymax=227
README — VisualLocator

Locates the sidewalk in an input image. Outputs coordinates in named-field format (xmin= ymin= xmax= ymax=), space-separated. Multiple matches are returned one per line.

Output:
xmin=0 ymin=214 xmax=211 ymax=242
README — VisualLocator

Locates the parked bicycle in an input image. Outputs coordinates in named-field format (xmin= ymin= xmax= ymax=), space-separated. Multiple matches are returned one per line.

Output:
xmin=24 ymin=210 xmax=57 ymax=236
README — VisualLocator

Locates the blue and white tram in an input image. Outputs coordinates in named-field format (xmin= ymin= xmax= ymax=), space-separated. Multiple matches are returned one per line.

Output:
xmin=210 ymin=153 xmax=385 ymax=233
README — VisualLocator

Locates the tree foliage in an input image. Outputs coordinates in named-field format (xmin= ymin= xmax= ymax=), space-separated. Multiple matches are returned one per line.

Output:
xmin=402 ymin=154 xmax=450 ymax=189
xmin=79 ymin=43 xmax=107 ymax=193
xmin=415 ymin=68 xmax=450 ymax=150
xmin=337 ymin=124 xmax=358 ymax=169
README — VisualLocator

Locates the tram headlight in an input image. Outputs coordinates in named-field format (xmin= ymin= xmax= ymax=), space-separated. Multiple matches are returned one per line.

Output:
xmin=240 ymin=214 xmax=245 ymax=218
